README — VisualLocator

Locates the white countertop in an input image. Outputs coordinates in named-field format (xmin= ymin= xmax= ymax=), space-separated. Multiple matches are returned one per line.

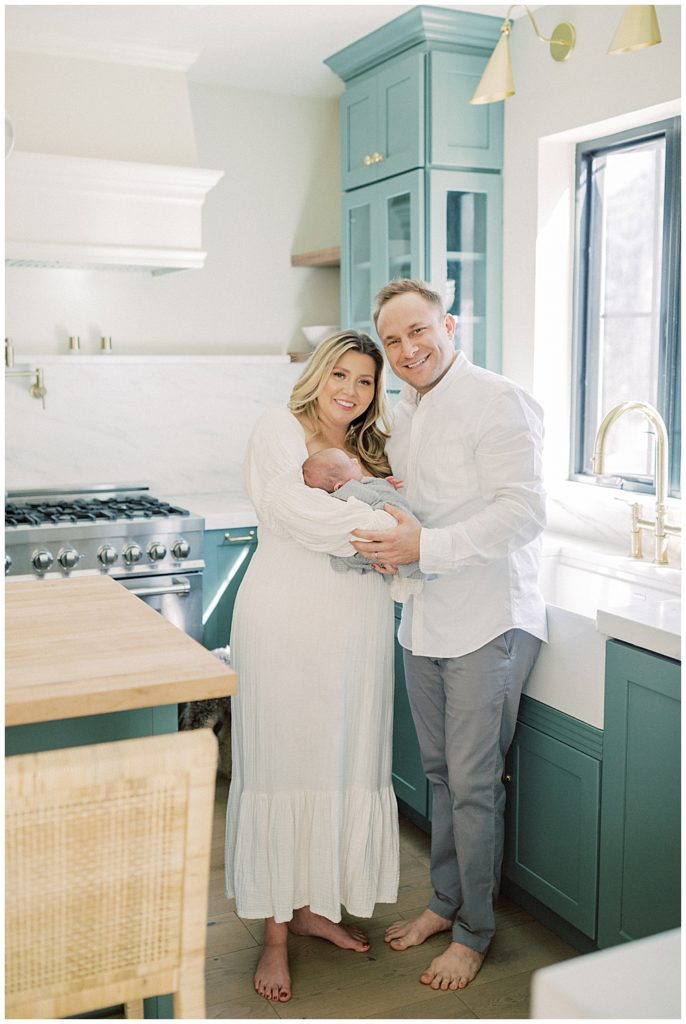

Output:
xmin=163 ymin=490 xmax=257 ymax=531
xmin=530 ymin=928 xmax=681 ymax=1018
xmin=597 ymin=597 xmax=681 ymax=661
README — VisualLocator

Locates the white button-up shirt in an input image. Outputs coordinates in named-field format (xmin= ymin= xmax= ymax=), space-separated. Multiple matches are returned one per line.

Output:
xmin=387 ymin=352 xmax=548 ymax=658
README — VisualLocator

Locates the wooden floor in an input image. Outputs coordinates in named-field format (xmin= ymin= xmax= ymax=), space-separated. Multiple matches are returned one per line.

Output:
xmin=205 ymin=778 xmax=579 ymax=1020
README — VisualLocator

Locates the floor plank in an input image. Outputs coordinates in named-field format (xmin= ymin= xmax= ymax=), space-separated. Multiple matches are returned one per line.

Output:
xmin=206 ymin=776 xmax=579 ymax=1019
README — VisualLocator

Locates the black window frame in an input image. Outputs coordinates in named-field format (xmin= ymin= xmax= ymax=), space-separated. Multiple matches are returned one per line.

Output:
xmin=571 ymin=117 xmax=681 ymax=498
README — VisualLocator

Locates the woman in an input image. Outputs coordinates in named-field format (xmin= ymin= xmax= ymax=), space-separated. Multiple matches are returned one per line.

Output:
xmin=225 ymin=332 xmax=400 ymax=1003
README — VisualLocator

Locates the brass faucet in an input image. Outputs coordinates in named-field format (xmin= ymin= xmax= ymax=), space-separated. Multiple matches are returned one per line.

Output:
xmin=592 ymin=401 xmax=681 ymax=564
xmin=5 ymin=366 xmax=47 ymax=409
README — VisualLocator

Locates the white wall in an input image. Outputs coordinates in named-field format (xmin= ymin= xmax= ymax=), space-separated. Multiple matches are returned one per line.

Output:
xmin=5 ymin=75 xmax=342 ymax=357
xmin=501 ymin=4 xmax=681 ymax=557
xmin=502 ymin=4 xmax=681 ymax=391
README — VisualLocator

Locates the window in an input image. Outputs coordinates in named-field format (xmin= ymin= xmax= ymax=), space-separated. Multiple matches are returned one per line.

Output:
xmin=572 ymin=118 xmax=680 ymax=497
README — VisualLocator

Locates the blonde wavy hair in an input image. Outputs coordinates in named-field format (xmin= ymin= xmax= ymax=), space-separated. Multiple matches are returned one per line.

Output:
xmin=289 ymin=331 xmax=392 ymax=477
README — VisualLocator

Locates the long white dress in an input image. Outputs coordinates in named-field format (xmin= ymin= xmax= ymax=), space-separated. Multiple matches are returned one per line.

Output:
xmin=225 ymin=406 xmax=399 ymax=923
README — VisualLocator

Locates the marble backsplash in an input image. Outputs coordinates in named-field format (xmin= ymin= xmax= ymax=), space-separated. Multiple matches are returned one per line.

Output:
xmin=5 ymin=355 xmax=303 ymax=497
xmin=5 ymin=354 xmax=681 ymax=567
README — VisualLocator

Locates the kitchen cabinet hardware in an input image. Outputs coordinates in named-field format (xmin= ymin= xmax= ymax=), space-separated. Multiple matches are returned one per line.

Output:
xmin=224 ymin=532 xmax=256 ymax=543
xmin=363 ymin=152 xmax=385 ymax=165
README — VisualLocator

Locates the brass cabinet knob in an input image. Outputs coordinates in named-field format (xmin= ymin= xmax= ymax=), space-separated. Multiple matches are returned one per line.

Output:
xmin=363 ymin=154 xmax=373 ymax=166
xmin=503 ymin=773 xmax=513 ymax=784
xmin=373 ymin=152 xmax=384 ymax=163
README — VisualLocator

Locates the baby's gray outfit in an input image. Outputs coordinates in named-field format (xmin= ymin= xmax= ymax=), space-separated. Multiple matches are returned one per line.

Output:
xmin=329 ymin=478 xmax=426 ymax=600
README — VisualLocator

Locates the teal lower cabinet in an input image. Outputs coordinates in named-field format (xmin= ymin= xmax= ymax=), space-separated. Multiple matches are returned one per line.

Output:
xmin=597 ymin=640 xmax=681 ymax=948
xmin=392 ymin=608 xmax=430 ymax=826
xmin=202 ymin=527 xmax=257 ymax=651
xmin=503 ymin=701 xmax=602 ymax=942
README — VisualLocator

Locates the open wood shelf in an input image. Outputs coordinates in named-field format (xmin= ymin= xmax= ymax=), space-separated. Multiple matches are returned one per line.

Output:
xmin=290 ymin=246 xmax=340 ymax=268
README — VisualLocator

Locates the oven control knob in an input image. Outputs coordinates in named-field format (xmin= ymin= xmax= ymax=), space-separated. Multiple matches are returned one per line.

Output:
xmin=148 ymin=542 xmax=167 ymax=562
xmin=123 ymin=543 xmax=143 ymax=565
xmin=32 ymin=549 xmax=54 ymax=573
xmin=171 ymin=539 xmax=190 ymax=560
xmin=5 ymin=552 xmax=12 ymax=575
xmin=97 ymin=544 xmax=118 ymax=567
xmin=58 ymin=547 xmax=80 ymax=571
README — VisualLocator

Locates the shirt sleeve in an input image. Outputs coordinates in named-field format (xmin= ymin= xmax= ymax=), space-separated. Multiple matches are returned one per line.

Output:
xmin=419 ymin=389 xmax=546 ymax=572
xmin=244 ymin=408 xmax=398 ymax=557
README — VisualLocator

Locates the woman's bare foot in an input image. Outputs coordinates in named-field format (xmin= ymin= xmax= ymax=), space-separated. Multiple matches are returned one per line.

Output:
xmin=254 ymin=919 xmax=291 ymax=1002
xmin=288 ymin=906 xmax=370 ymax=951
xmin=419 ymin=940 xmax=485 ymax=990
xmin=384 ymin=908 xmax=452 ymax=950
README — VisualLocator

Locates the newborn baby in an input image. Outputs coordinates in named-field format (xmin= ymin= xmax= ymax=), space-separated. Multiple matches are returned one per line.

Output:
xmin=302 ymin=447 xmax=427 ymax=602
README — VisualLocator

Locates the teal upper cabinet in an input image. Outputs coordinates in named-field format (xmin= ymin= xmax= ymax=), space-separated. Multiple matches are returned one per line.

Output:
xmin=341 ymin=53 xmax=424 ymax=190
xmin=327 ymin=6 xmax=503 ymax=189
xmin=429 ymin=51 xmax=503 ymax=170
xmin=327 ymin=5 xmax=504 ymax=372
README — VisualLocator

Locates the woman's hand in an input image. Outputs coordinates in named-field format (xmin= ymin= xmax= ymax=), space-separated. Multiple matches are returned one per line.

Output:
xmin=351 ymin=505 xmax=421 ymax=566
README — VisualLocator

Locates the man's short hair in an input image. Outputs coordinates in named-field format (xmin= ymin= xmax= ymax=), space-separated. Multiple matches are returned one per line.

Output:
xmin=373 ymin=279 xmax=445 ymax=330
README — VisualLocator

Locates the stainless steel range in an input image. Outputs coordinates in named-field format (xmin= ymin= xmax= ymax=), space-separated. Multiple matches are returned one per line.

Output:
xmin=4 ymin=484 xmax=205 ymax=642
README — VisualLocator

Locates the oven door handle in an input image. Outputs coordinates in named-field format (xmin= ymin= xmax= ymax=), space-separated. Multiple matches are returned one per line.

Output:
xmin=128 ymin=579 xmax=192 ymax=598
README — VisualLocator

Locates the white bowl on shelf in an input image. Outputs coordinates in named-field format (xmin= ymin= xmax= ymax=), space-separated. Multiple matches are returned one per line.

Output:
xmin=302 ymin=325 xmax=339 ymax=348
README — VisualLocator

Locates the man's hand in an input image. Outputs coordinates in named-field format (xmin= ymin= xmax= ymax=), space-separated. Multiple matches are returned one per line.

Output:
xmin=385 ymin=476 xmax=404 ymax=490
xmin=351 ymin=504 xmax=421 ymax=566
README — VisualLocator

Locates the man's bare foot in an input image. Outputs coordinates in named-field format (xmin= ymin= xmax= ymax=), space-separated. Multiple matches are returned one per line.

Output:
xmin=384 ymin=908 xmax=452 ymax=950
xmin=419 ymin=940 xmax=485 ymax=990
xmin=254 ymin=941 xmax=291 ymax=1002
xmin=288 ymin=906 xmax=370 ymax=951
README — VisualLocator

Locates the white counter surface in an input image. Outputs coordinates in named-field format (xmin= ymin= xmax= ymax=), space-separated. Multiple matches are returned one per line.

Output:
xmin=531 ymin=928 xmax=681 ymax=1018
xmin=164 ymin=490 xmax=257 ymax=531
xmin=597 ymin=597 xmax=681 ymax=661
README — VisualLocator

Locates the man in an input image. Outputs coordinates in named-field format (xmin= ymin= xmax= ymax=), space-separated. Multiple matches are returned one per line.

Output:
xmin=351 ymin=279 xmax=547 ymax=991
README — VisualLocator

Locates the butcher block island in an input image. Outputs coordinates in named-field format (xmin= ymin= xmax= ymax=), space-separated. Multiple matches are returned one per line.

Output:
xmin=6 ymin=575 xmax=236 ymax=749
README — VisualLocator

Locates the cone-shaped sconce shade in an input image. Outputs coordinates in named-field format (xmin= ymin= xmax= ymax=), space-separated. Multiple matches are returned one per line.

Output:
xmin=608 ymin=5 xmax=661 ymax=54
xmin=470 ymin=24 xmax=514 ymax=104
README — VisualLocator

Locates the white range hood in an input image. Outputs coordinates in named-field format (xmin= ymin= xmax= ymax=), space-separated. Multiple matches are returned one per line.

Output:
xmin=5 ymin=49 xmax=224 ymax=274
xmin=6 ymin=151 xmax=224 ymax=275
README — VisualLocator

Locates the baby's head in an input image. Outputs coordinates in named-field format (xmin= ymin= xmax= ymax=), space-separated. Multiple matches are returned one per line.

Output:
xmin=302 ymin=448 xmax=364 ymax=493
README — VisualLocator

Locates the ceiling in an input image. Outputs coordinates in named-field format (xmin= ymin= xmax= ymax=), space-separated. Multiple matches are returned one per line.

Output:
xmin=4 ymin=3 xmax=517 ymax=98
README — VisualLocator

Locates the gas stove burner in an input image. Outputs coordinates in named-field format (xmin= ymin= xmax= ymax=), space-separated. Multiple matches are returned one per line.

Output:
xmin=4 ymin=484 xmax=205 ymax=582
xmin=5 ymin=495 xmax=191 ymax=528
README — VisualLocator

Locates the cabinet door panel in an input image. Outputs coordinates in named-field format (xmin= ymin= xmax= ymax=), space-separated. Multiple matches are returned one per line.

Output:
xmin=341 ymin=80 xmax=377 ymax=189
xmin=341 ymin=170 xmax=423 ymax=346
xmin=430 ymin=52 xmax=503 ymax=170
xmin=392 ymin=616 xmax=428 ymax=817
xmin=598 ymin=641 xmax=681 ymax=947
xmin=428 ymin=170 xmax=502 ymax=370
xmin=341 ymin=192 xmax=374 ymax=333
xmin=505 ymin=723 xmax=600 ymax=938
xmin=341 ymin=54 xmax=423 ymax=190
xmin=202 ymin=528 xmax=257 ymax=651
xmin=378 ymin=55 xmax=424 ymax=179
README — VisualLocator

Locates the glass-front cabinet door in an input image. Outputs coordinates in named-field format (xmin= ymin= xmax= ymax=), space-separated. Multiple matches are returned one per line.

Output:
xmin=428 ymin=169 xmax=502 ymax=371
xmin=341 ymin=170 xmax=423 ymax=337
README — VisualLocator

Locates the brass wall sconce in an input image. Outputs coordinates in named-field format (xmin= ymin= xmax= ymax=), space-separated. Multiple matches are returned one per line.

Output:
xmin=471 ymin=4 xmax=663 ymax=105
xmin=608 ymin=5 xmax=662 ymax=54
xmin=470 ymin=5 xmax=575 ymax=105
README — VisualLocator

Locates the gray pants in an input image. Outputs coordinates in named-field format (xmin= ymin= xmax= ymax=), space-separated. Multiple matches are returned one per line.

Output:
xmin=403 ymin=629 xmax=541 ymax=953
